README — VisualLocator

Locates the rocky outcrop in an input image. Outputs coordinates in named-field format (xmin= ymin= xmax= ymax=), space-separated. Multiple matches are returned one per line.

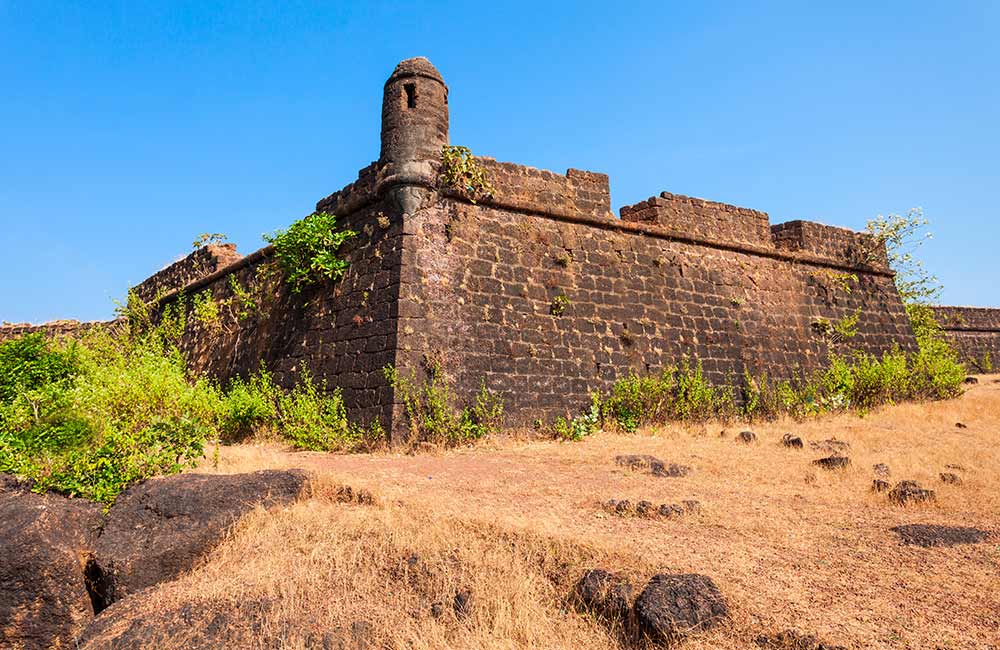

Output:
xmin=88 ymin=470 xmax=309 ymax=610
xmin=0 ymin=475 xmax=103 ymax=650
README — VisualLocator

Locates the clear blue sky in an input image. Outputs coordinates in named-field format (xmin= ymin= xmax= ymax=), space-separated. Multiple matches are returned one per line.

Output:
xmin=2 ymin=1 xmax=997 ymax=323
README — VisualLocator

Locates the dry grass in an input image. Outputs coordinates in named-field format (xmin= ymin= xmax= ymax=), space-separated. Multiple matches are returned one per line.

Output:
xmin=87 ymin=377 xmax=1000 ymax=649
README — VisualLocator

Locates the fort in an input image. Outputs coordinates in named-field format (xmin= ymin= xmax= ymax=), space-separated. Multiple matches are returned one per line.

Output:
xmin=3 ymin=57 xmax=998 ymax=440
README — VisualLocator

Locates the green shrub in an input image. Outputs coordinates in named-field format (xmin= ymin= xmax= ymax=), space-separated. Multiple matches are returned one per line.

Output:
xmin=264 ymin=211 xmax=357 ymax=293
xmin=383 ymin=361 xmax=504 ymax=446
xmin=553 ymin=393 xmax=601 ymax=441
xmin=276 ymin=372 xmax=366 ymax=451
xmin=219 ymin=367 xmax=279 ymax=442
xmin=601 ymin=359 xmax=731 ymax=432
xmin=601 ymin=344 xmax=964 ymax=432
xmin=0 ymin=327 xmax=220 ymax=503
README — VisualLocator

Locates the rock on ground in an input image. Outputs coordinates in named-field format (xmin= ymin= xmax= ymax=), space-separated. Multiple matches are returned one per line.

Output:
xmin=89 ymin=469 xmax=309 ymax=610
xmin=781 ymin=434 xmax=803 ymax=449
xmin=888 ymin=481 xmax=936 ymax=506
xmin=633 ymin=573 xmax=729 ymax=644
xmin=572 ymin=569 xmax=634 ymax=624
xmin=755 ymin=628 xmax=847 ymax=649
xmin=614 ymin=454 xmax=690 ymax=477
xmin=812 ymin=456 xmax=850 ymax=470
xmin=0 ymin=474 xmax=104 ymax=650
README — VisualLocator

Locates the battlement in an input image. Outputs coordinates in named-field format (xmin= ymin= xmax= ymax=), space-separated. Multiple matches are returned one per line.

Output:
xmin=771 ymin=220 xmax=887 ymax=270
xmin=931 ymin=306 xmax=1000 ymax=331
xmin=470 ymin=159 xmax=612 ymax=221
xmin=620 ymin=192 xmax=771 ymax=248
xmin=132 ymin=244 xmax=243 ymax=304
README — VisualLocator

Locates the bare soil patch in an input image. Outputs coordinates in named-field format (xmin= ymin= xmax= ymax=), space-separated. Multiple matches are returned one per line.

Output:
xmin=890 ymin=524 xmax=992 ymax=547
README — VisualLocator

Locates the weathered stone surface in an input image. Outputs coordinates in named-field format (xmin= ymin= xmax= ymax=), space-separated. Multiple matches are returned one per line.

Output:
xmin=781 ymin=434 xmax=803 ymax=449
xmin=90 ymin=470 xmax=308 ymax=610
xmin=890 ymin=524 xmax=991 ymax=547
xmin=755 ymin=628 xmax=847 ymax=649
xmin=813 ymin=455 xmax=850 ymax=470
xmin=614 ymin=454 xmax=690 ymax=478
xmin=810 ymin=438 xmax=850 ymax=453
xmin=604 ymin=499 xmax=699 ymax=520
xmin=931 ymin=307 xmax=1000 ymax=373
xmin=0 ymin=478 xmax=103 ymax=650
xmin=888 ymin=481 xmax=935 ymax=506
xmin=634 ymin=573 xmax=729 ymax=644
xmin=573 ymin=569 xmax=634 ymax=624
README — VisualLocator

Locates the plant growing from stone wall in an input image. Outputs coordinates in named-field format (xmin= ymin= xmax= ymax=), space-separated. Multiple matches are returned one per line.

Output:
xmin=383 ymin=360 xmax=504 ymax=445
xmin=192 ymin=290 xmax=222 ymax=332
xmin=191 ymin=232 xmax=228 ymax=249
xmin=264 ymin=211 xmax=357 ymax=294
xmin=439 ymin=145 xmax=495 ymax=203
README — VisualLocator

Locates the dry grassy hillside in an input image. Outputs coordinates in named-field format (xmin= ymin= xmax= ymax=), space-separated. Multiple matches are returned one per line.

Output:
xmin=85 ymin=377 xmax=1000 ymax=650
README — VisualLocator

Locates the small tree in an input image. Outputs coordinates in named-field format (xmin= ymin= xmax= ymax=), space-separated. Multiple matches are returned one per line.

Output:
xmin=866 ymin=208 xmax=940 ymax=305
xmin=866 ymin=210 xmax=963 ymax=387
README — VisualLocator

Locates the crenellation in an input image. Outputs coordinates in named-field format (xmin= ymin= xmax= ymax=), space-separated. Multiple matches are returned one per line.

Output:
xmin=132 ymin=244 xmax=243 ymax=304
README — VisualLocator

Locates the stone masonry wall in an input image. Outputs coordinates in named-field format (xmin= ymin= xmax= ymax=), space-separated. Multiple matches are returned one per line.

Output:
xmin=150 ymin=193 xmax=403 ymax=429
xmin=395 ymin=162 xmax=916 ymax=425
xmin=931 ymin=306 xmax=1000 ymax=372
xmin=0 ymin=320 xmax=113 ymax=344
xmin=621 ymin=192 xmax=771 ymax=247
xmin=133 ymin=244 xmax=243 ymax=304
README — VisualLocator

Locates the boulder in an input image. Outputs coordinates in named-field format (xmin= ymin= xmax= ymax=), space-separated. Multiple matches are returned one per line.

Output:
xmin=573 ymin=569 xmax=634 ymax=624
xmin=633 ymin=573 xmax=729 ymax=644
xmin=0 ymin=477 xmax=103 ymax=650
xmin=89 ymin=470 xmax=308 ymax=610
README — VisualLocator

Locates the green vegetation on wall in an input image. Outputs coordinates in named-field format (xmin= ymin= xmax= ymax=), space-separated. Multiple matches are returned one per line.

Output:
xmin=439 ymin=145 xmax=495 ymax=203
xmin=264 ymin=211 xmax=357 ymax=294
xmin=384 ymin=359 xmax=504 ymax=446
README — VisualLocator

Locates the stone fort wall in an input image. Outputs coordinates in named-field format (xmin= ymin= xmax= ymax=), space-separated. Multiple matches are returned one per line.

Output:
xmin=4 ymin=56 xmax=995 ymax=440
xmin=395 ymin=160 xmax=916 ymax=425
xmin=931 ymin=306 xmax=1000 ymax=372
